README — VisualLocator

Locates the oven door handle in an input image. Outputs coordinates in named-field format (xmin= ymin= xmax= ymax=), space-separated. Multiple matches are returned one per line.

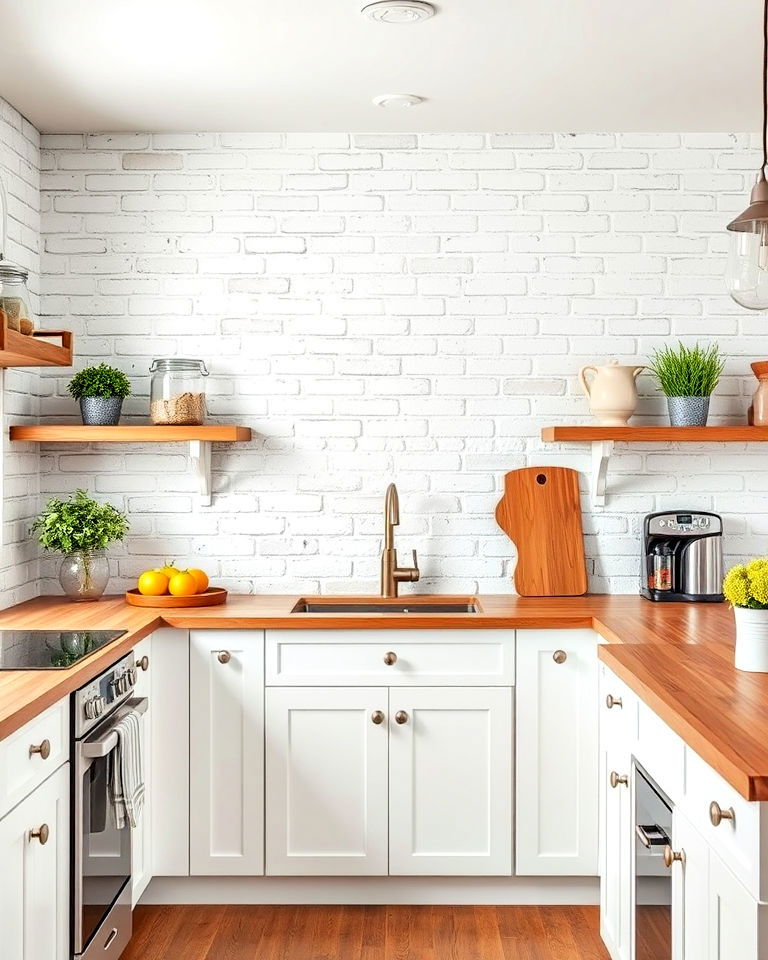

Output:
xmin=81 ymin=698 xmax=148 ymax=759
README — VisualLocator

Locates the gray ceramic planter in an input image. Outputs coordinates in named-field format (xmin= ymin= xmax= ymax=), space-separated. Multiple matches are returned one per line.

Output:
xmin=79 ymin=396 xmax=123 ymax=426
xmin=667 ymin=395 xmax=710 ymax=427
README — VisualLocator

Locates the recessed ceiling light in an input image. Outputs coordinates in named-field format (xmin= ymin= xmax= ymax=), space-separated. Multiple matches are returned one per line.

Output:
xmin=361 ymin=1 xmax=436 ymax=24
xmin=372 ymin=94 xmax=425 ymax=108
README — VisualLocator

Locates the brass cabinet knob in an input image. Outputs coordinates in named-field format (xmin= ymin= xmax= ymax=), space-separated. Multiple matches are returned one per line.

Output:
xmin=371 ymin=710 xmax=385 ymax=725
xmin=710 ymin=801 xmax=735 ymax=827
xmin=663 ymin=846 xmax=684 ymax=868
xmin=217 ymin=651 xmax=231 ymax=664
xmin=395 ymin=710 xmax=409 ymax=725
xmin=136 ymin=655 xmax=149 ymax=672
xmin=29 ymin=739 xmax=51 ymax=761
xmin=606 ymin=694 xmax=623 ymax=710
xmin=383 ymin=651 xmax=398 ymax=666
xmin=30 ymin=823 xmax=49 ymax=845
xmin=610 ymin=771 xmax=629 ymax=789
xmin=553 ymin=650 xmax=567 ymax=664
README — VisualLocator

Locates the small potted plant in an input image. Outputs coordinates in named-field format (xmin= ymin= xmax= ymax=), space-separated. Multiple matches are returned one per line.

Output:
xmin=723 ymin=559 xmax=768 ymax=672
xmin=68 ymin=363 xmax=131 ymax=426
xmin=647 ymin=342 xmax=724 ymax=427
xmin=32 ymin=489 xmax=129 ymax=601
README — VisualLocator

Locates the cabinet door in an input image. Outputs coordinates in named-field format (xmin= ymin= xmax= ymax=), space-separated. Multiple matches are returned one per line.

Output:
xmin=600 ymin=743 xmax=632 ymax=960
xmin=671 ymin=808 xmax=709 ymax=960
xmin=151 ymin=627 xmax=189 ymax=876
xmin=516 ymin=629 xmax=598 ymax=875
xmin=131 ymin=634 xmax=152 ymax=905
xmin=190 ymin=630 xmax=264 ymax=876
xmin=265 ymin=687 xmax=388 ymax=876
xmin=0 ymin=763 xmax=69 ymax=960
xmin=388 ymin=686 xmax=512 ymax=876
xmin=708 ymin=849 xmax=760 ymax=960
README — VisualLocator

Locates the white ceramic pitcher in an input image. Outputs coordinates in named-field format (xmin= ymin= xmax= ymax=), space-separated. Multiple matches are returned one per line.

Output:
xmin=578 ymin=361 xmax=645 ymax=426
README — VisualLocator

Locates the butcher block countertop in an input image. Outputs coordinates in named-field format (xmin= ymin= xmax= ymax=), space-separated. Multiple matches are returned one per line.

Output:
xmin=0 ymin=592 xmax=760 ymax=800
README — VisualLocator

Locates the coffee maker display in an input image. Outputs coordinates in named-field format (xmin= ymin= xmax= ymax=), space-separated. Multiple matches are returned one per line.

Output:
xmin=641 ymin=511 xmax=724 ymax=603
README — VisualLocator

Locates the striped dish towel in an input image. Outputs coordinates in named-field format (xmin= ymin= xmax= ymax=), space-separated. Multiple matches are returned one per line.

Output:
xmin=108 ymin=709 xmax=145 ymax=830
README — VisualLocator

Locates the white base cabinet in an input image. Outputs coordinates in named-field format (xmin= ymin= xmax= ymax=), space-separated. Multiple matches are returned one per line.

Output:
xmin=389 ymin=686 xmax=512 ymax=876
xmin=131 ymin=633 xmax=152 ymax=905
xmin=266 ymin=687 xmax=389 ymax=876
xmin=515 ymin=629 xmax=598 ymax=876
xmin=0 ymin=763 xmax=70 ymax=960
xmin=190 ymin=630 xmax=264 ymax=876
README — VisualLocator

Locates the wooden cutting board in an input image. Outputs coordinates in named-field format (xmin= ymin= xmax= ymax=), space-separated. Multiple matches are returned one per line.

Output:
xmin=495 ymin=466 xmax=587 ymax=597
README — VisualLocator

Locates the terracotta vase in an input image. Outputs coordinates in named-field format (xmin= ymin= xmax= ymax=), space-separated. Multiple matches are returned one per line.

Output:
xmin=578 ymin=361 xmax=645 ymax=426
xmin=748 ymin=361 xmax=768 ymax=426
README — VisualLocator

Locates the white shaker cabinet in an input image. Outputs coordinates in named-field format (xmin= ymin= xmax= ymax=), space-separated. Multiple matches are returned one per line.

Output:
xmin=389 ymin=686 xmax=512 ymax=876
xmin=131 ymin=633 xmax=152 ymax=905
xmin=190 ymin=630 xmax=264 ymax=876
xmin=708 ymin=848 xmax=762 ymax=960
xmin=0 ymin=763 xmax=70 ymax=960
xmin=671 ymin=808 xmax=709 ymax=960
xmin=515 ymin=629 xmax=598 ymax=876
xmin=265 ymin=687 xmax=389 ymax=876
xmin=600 ymin=741 xmax=633 ymax=960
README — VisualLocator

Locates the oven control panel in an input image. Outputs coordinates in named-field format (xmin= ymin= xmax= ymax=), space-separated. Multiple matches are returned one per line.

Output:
xmin=75 ymin=651 xmax=136 ymax=737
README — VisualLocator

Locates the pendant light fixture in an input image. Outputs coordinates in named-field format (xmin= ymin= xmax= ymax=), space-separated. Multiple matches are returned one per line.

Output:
xmin=726 ymin=0 xmax=768 ymax=309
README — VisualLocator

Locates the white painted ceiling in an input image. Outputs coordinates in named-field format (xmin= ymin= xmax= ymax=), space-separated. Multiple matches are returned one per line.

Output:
xmin=0 ymin=0 xmax=761 ymax=133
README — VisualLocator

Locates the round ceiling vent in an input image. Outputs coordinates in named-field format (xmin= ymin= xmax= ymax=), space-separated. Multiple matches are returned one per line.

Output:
xmin=372 ymin=93 xmax=425 ymax=108
xmin=361 ymin=1 xmax=436 ymax=24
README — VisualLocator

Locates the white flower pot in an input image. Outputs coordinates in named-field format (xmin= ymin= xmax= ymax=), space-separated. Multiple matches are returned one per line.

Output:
xmin=734 ymin=606 xmax=768 ymax=672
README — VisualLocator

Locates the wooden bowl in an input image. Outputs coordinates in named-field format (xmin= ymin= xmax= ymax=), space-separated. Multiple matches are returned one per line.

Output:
xmin=125 ymin=587 xmax=228 ymax=608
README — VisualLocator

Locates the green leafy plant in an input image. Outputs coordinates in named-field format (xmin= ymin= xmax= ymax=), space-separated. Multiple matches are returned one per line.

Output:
xmin=32 ymin=489 xmax=129 ymax=555
xmin=647 ymin=342 xmax=724 ymax=398
xmin=68 ymin=363 xmax=131 ymax=400
xmin=723 ymin=559 xmax=768 ymax=609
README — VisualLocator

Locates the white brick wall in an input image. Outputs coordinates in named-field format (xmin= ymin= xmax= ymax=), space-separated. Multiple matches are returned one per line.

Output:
xmin=0 ymin=98 xmax=40 ymax=605
xmin=35 ymin=130 xmax=768 ymax=595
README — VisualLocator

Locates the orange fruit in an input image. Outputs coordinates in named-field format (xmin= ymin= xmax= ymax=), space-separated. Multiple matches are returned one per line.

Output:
xmin=137 ymin=570 xmax=169 ymax=596
xmin=187 ymin=568 xmax=209 ymax=594
xmin=168 ymin=571 xmax=198 ymax=597
xmin=159 ymin=562 xmax=180 ymax=579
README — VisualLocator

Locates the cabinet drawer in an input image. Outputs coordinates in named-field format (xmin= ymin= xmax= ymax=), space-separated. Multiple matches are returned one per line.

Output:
xmin=599 ymin=664 xmax=638 ymax=752
xmin=0 ymin=698 xmax=69 ymax=819
xmin=266 ymin=630 xmax=515 ymax=686
xmin=682 ymin=748 xmax=768 ymax=901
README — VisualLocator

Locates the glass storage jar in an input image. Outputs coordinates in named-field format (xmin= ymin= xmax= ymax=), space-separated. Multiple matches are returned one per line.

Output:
xmin=149 ymin=358 xmax=209 ymax=425
xmin=0 ymin=261 xmax=33 ymax=334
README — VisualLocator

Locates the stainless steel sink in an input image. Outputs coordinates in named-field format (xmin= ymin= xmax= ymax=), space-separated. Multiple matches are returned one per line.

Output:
xmin=291 ymin=598 xmax=478 ymax=614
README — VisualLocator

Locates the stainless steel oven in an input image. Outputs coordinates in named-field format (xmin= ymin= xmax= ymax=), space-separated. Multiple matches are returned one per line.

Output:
xmin=72 ymin=652 xmax=146 ymax=960
xmin=633 ymin=762 xmax=673 ymax=960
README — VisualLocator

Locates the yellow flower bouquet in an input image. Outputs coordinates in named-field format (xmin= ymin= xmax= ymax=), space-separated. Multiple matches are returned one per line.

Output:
xmin=723 ymin=559 xmax=768 ymax=672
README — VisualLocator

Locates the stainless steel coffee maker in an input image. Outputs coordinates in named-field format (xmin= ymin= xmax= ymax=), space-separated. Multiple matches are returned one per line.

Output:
xmin=641 ymin=511 xmax=724 ymax=602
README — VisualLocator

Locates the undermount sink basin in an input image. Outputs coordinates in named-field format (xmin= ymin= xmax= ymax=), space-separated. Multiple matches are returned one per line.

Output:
xmin=291 ymin=597 xmax=479 ymax=615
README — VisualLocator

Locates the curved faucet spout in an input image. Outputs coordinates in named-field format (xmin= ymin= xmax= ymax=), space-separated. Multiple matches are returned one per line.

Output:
xmin=384 ymin=483 xmax=399 ymax=549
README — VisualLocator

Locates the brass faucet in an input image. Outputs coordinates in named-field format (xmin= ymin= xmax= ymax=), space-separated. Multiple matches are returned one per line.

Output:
xmin=380 ymin=483 xmax=420 ymax=598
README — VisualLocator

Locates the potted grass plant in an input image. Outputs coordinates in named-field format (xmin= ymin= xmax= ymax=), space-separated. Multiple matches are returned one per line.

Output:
xmin=32 ymin=489 xmax=129 ymax=600
xmin=723 ymin=559 xmax=768 ymax=672
xmin=647 ymin=342 xmax=724 ymax=427
xmin=68 ymin=363 xmax=131 ymax=426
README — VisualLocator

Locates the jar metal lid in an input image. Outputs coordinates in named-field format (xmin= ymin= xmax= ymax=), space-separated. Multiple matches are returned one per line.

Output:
xmin=0 ymin=261 xmax=29 ymax=282
xmin=149 ymin=357 xmax=208 ymax=375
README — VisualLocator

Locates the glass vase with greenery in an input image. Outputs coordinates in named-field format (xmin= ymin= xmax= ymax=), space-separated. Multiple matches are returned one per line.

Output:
xmin=647 ymin=342 xmax=725 ymax=427
xmin=32 ymin=490 xmax=129 ymax=600
xmin=68 ymin=363 xmax=131 ymax=426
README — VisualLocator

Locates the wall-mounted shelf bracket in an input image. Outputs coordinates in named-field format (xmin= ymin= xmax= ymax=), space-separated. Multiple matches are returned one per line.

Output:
xmin=189 ymin=440 xmax=212 ymax=507
xmin=590 ymin=440 xmax=614 ymax=508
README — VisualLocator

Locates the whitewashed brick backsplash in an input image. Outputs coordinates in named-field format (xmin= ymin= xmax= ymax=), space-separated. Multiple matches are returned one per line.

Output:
xmin=28 ymin=130 xmax=768 ymax=595
xmin=0 ymin=98 xmax=40 ymax=605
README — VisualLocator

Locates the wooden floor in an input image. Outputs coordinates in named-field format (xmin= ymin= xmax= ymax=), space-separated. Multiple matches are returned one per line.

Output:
xmin=123 ymin=905 xmax=610 ymax=960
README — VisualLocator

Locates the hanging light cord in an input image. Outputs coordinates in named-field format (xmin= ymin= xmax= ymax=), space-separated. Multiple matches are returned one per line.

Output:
xmin=763 ymin=0 xmax=767 ymax=175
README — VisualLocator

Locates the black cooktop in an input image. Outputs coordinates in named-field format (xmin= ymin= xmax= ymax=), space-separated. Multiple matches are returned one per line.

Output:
xmin=0 ymin=630 xmax=127 ymax=670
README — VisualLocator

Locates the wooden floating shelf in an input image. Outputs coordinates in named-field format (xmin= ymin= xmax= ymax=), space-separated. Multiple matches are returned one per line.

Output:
xmin=0 ymin=325 xmax=73 ymax=368
xmin=9 ymin=425 xmax=251 ymax=443
xmin=542 ymin=425 xmax=768 ymax=442
xmin=10 ymin=424 xmax=252 ymax=506
xmin=542 ymin=424 xmax=768 ymax=507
